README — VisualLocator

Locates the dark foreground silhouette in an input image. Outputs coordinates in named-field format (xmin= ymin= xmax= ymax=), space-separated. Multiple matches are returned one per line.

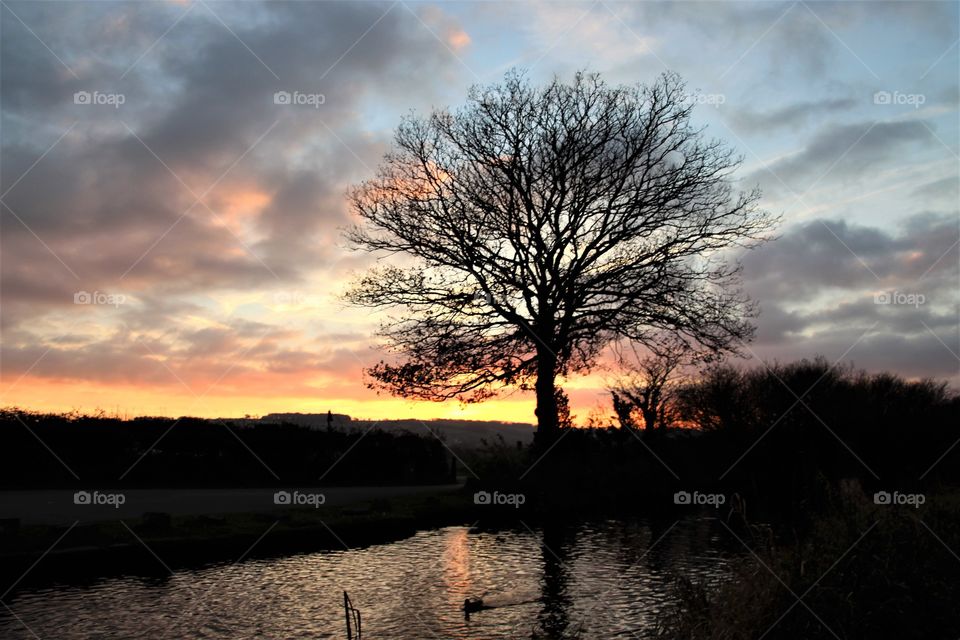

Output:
xmin=1 ymin=358 xmax=957 ymax=638
xmin=0 ymin=412 xmax=454 ymax=488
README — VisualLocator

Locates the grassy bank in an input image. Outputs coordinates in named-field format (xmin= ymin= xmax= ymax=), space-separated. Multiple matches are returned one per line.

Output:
xmin=654 ymin=489 xmax=960 ymax=640
xmin=0 ymin=489 xmax=474 ymax=591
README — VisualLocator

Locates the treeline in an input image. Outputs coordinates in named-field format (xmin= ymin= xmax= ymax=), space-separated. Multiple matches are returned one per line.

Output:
xmin=676 ymin=358 xmax=959 ymax=490
xmin=473 ymin=358 xmax=960 ymax=517
xmin=460 ymin=358 xmax=960 ymax=639
xmin=0 ymin=411 xmax=454 ymax=488
xmin=642 ymin=361 xmax=960 ymax=640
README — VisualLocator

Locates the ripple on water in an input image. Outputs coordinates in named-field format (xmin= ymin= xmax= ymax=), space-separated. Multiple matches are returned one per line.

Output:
xmin=0 ymin=517 xmax=738 ymax=639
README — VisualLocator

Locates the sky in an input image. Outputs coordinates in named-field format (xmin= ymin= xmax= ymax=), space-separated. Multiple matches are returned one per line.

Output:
xmin=1 ymin=0 xmax=958 ymax=424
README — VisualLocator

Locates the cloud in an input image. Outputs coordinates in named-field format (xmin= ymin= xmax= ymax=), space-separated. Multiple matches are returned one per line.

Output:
xmin=912 ymin=175 xmax=960 ymax=205
xmin=745 ymin=212 xmax=957 ymax=299
xmin=0 ymin=313 xmax=372 ymax=394
xmin=743 ymin=212 xmax=959 ymax=383
xmin=729 ymin=98 xmax=857 ymax=133
xmin=0 ymin=0 xmax=956 ymax=417
xmin=600 ymin=1 xmax=956 ymax=84
xmin=1 ymin=1 xmax=463 ymax=324
xmin=749 ymin=120 xmax=934 ymax=195
xmin=0 ymin=0 xmax=469 ymax=404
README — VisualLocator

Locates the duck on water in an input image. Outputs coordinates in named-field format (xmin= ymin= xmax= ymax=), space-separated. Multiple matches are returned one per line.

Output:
xmin=462 ymin=592 xmax=541 ymax=619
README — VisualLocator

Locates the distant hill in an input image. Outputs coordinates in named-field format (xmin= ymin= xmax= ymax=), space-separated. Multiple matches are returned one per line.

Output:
xmin=253 ymin=412 xmax=534 ymax=448
xmin=260 ymin=412 xmax=353 ymax=428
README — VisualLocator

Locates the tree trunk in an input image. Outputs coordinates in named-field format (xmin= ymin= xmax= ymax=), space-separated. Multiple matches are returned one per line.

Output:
xmin=534 ymin=348 xmax=559 ymax=444
xmin=641 ymin=406 xmax=657 ymax=432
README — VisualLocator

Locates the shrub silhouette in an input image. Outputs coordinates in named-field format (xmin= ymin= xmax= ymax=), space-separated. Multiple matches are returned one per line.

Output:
xmin=479 ymin=357 xmax=958 ymax=518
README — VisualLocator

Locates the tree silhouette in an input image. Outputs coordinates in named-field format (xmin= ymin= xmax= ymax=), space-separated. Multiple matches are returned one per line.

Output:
xmin=610 ymin=338 xmax=694 ymax=431
xmin=345 ymin=70 xmax=776 ymax=441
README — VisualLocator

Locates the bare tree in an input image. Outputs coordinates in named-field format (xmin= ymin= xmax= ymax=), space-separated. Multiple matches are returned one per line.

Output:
xmin=609 ymin=337 xmax=698 ymax=432
xmin=345 ymin=70 xmax=776 ymax=442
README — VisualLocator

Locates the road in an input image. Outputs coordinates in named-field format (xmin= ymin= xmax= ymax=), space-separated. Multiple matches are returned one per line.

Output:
xmin=0 ymin=484 xmax=463 ymax=525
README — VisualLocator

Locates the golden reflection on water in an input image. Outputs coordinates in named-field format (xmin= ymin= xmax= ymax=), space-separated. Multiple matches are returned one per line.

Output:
xmin=441 ymin=526 xmax=473 ymax=614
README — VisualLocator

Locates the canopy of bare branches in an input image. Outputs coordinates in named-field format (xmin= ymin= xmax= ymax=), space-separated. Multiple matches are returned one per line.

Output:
xmin=345 ymin=70 xmax=777 ymax=433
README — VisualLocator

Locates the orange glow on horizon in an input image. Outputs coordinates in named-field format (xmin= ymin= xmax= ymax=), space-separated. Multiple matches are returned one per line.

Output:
xmin=1 ymin=377 xmax=547 ymax=424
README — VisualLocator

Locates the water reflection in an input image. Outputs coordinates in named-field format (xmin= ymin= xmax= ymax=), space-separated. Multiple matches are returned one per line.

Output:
xmin=0 ymin=517 xmax=737 ymax=639
xmin=538 ymin=521 xmax=574 ymax=637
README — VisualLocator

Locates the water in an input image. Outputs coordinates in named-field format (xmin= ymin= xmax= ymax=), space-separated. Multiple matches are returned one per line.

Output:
xmin=0 ymin=517 xmax=737 ymax=639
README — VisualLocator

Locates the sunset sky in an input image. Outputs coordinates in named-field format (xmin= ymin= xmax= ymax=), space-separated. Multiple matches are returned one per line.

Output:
xmin=1 ymin=0 xmax=957 ymax=423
